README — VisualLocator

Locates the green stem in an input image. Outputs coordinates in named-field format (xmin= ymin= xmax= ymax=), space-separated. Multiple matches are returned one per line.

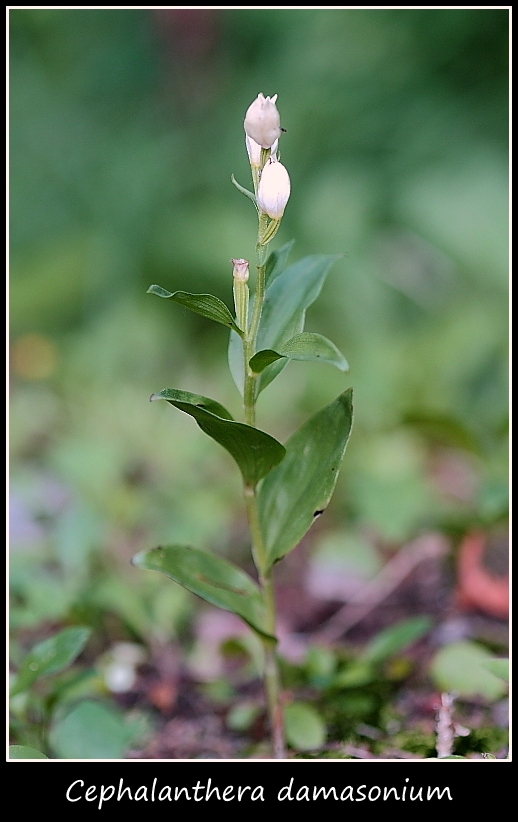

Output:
xmin=263 ymin=643 xmax=285 ymax=759
xmin=243 ymin=486 xmax=267 ymax=579
xmin=243 ymin=487 xmax=286 ymax=759
xmin=239 ymin=167 xmax=286 ymax=754
xmin=243 ymin=332 xmax=256 ymax=428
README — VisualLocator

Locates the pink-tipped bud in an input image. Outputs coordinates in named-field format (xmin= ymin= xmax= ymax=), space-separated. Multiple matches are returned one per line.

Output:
xmin=244 ymin=93 xmax=281 ymax=149
xmin=257 ymin=159 xmax=291 ymax=220
xmin=231 ymin=258 xmax=249 ymax=283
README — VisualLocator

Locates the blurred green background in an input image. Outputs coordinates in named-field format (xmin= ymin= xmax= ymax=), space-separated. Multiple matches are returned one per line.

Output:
xmin=10 ymin=9 xmax=508 ymax=643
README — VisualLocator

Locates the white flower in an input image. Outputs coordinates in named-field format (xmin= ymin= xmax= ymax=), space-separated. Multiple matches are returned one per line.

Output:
xmin=245 ymin=135 xmax=278 ymax=168
xmin=244 ymin=93 xmax=281 ymax=149
xmin=257 ymin=159 xmax=291 ymax=220
xmin=231 ymin=258 xmax=249 ymax=282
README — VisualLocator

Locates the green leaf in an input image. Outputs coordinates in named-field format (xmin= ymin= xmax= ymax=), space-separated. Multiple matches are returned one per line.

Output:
xmin=132 ymin=545 xmax=274 ymax=639
xmin=250 ymin=332 xmax=348 ymax=374
xmin=9 ymin=745 xmax=48 ymax=759
xmin=258 ymin=389 xmax=353 ymax=568
xmin=361 ymin=616 xmax=432 ymax=664
xmin=147 ymin=284 xmax=243 ymax=337
xmin=284 ymin=702 xmax=327 ymax=751
xmin=331 ymin=661 xmax=375 ymax=689
xmin=402 ymin=411 xmax=482 ymax=454
xmin=151 ymin=387 xmax=234 ymax=420
xmin=228 ymin=327 xmax=245 ymax=396
xmin=49 ymin=700 xmax=142 ymax=759
xmin=430 ymin=641 xmax=508 ymax=701
xmin=304 ymin=646 xmax=337 ymax=685
xmin=483 ymin=658 xmax=509 ymax=683
xmin=265 ymin=240 xmax=295 ymax=286
xmin=256 ymin=254 xmax=342 ymax=393
xmin=226 ymin=702 xmax=262 ymax=732
xmin=151 ymin=388 xmax=285 ymax=486
xmin=10 ymin=626 xmax=91 ymax=697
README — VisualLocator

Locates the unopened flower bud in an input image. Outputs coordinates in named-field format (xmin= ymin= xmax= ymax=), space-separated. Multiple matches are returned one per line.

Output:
xmin=257 ymin=160 xmax=291 ymax=220
xmin=245 ymin=135 xmax=279 ymax=168
xmin=244 ymin=93 xmax=281 ymax=149
xmin=231 ymin=258 xmax=249 ymax=283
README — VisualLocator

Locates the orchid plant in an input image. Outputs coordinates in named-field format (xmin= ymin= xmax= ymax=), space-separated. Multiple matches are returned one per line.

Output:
xmin=132 ymin=94 xmax=353 ymax=759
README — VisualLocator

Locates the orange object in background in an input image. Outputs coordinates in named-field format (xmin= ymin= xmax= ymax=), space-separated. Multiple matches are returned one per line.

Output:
xmin=10 ymin=333 xmax=58 ymax=381
xmin=456 ymin=531 xmax=508 ymax=619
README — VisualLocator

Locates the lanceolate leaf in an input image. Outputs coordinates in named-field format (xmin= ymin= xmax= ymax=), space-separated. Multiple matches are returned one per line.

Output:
xmin=132 ymin=545 xmax=274 ymax=639
xmin=147 ymin=284 xmax=243 ymax=337
xmin=258 ymin=389 xmax=353 ymax=569
xmin=10 ymin=626 xmax=91 ymax=697
xmin=249 ymin=332 xmax=349 ymax=374
xmin=151 ymin=388 xmax=234 ymax=420
xmin=256 ymin=254 xmax=342 ymax=393
xmin=151 ymin=388 xmax=285 ymax=486
xmin=265 ymin=240 xmax=295 ymax=286
xmin=228 ymin=328 xmax=245 ymax=396
xmin=360 ymin=616 xmax=432 ymax=664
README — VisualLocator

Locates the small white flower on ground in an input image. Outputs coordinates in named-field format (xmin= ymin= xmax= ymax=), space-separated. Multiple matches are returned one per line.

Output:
xmin=244 ymin=93 xmax=281 ymax=149
xmin=257 ymin=159 xmax=291 ymax=220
